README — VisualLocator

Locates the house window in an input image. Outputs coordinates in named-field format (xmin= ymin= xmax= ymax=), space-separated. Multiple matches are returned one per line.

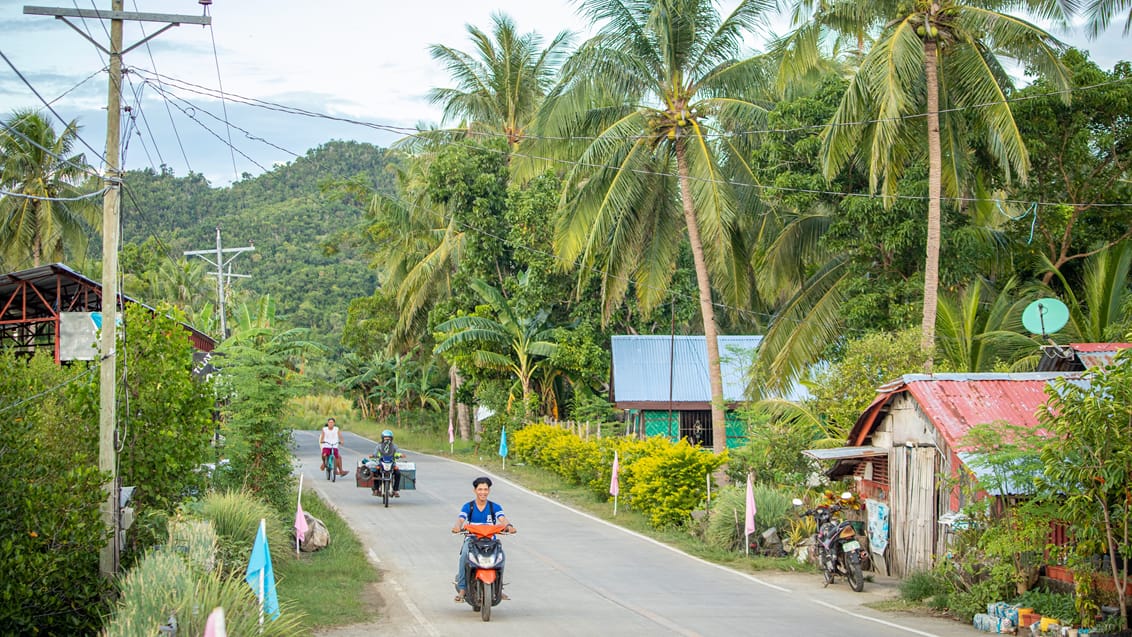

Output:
xmin=680 ymin=411 xmax=712 ymax=448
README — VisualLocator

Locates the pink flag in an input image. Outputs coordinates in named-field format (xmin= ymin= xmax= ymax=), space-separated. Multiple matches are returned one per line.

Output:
xmin=609 ymin=451 xmax=620 ymax=497
xmin=294 ymin=502 xmax=309 ymax=545
xmin=203 ymin=607 xmax=226 ymax=637
xmin=744 ymin=473 xmax=757 ymax=538
xmin=448 ymin=418 xmax=455 ymax=445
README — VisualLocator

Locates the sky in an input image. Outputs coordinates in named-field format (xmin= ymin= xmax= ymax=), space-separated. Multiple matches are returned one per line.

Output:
xmin=0 ymin=0 xmax=1127 ymax=188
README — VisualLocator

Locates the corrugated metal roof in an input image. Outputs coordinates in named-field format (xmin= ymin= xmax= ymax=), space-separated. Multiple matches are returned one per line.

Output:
xmin=1038 ymin=342 xmax=1131 ymax=371
xmin=610 ymin=335 xmax=761 ymax=403
xmin=803 ymin=446 xmax=887 ymax=461
xmin=1072 ymin=343 xmax=1131 ymax=369
xmin=852 ymin=372 xmax=1072 ymax=450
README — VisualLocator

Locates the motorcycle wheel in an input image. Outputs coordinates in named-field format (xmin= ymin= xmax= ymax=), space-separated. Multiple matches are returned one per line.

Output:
xmin=479 ymin=581 xmax=491 ymax=622
xmin=847 ymin=557 xmax=865 ymax=592
xmin=823 ymin=566 xmax=834 ymax=587
xmin=382 ymin=482 xmax=390 ymax=508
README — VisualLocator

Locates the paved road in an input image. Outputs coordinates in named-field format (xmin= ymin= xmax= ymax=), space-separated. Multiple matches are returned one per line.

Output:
xmin=296 ymin=430 xmax=977 ymax=637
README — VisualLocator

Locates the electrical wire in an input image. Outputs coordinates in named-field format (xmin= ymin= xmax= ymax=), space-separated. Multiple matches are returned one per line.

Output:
xmin=0 ymin=117 xmax=103 ymax=181
xmin=0 ymin=186 xmax=109 ymax=201
xmin=130 ymin=67 xmax=1132 ymax=210
xmin=206 ymin=23 xmax=238 ymax=180
xmin=131 ymin=0 xmax=192 ymax=173
xmin=0 ymin=47 xmax=108 ymax=165
xmin=0 ymin=365 xmax=99 ymax=415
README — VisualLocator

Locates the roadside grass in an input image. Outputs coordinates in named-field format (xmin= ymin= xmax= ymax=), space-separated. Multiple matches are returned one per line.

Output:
xmin=275 ymin=488 xmax=380 ymax=630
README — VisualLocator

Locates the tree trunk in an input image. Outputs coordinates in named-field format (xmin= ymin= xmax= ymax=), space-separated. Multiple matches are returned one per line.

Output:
xmin=921 ymin=34 xmax=943 ymax=373
xmin=450 ymin=365 xmax=470 ymax=440
xmin=675 ymin=137 xmax=728 ymax=456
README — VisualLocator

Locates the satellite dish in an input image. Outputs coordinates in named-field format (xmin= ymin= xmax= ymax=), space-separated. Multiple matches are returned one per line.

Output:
xmin=1022 ymin=298 xmax=1069 ymax=336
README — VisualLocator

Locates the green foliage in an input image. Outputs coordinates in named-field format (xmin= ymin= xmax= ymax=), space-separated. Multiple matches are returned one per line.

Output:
xmin=900 ymin=570 xmax=950 ymax=603
xmin=807 ymin=329 xmax=929 ymax=438
xmin=727 ymin=407 xmax=821 ymax=486
xmin=0 ymin=306 xmax=215 ymax=632
xmin=103 ymin=518 xmax=305 ymax=636
xmin=214 ymin=331 xmax=307 ymax=510
xmin=188 ymin=490 xmax=289 ymax=578
xmin=120 ymin=141 xmax=392 ymax=351
xmin=704 ymin=483 xmax=795 ymax=552
xmin=1012 ymin=587 xmax=1079 ymax=624
xmin=1039 ymin=346 xmax=1132 ymax=628
xmin=624 ymin=440 xmax=727 ymax=528
xmin=117 ymin=303 xmax=216 ymax=514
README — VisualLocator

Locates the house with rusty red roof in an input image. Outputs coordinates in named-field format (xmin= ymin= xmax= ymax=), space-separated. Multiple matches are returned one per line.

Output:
xmin=802 ymin=344 xmax=1126 ymax=579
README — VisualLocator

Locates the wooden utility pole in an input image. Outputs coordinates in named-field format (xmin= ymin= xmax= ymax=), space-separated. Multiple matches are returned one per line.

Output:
xmin=24 ymin=2 xmax=210 ymax=578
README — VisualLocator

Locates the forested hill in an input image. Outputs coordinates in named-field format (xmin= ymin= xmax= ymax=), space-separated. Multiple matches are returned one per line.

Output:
xmin=120 ymin=140 xmax=395 ymax=342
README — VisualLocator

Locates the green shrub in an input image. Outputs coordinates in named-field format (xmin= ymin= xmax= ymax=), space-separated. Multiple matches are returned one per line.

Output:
xmin=625 ymin=440 xmax=726 ymax=528
xmin=1012 ymin=587 xmax=1079 ymax=624
xmin=901 ymin=570 xmax=949 ymax=602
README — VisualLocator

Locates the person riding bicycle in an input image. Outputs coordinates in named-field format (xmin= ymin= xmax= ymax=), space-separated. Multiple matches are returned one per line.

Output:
xmin=319 ymin=417 xmax=348 ymax=477
xmin=450 ymin=476 xmax=516 ymax=603
xmin=365 ymin=429 xmax=403 ymax=497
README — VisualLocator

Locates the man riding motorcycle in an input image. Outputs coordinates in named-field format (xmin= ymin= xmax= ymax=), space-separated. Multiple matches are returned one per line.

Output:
xmin=364 ymin=429 xmax=403 ymax=497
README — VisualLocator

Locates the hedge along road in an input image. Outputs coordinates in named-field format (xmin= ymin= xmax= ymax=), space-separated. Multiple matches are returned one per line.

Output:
xmin=293 ymin=430 xmax=978 ymax=637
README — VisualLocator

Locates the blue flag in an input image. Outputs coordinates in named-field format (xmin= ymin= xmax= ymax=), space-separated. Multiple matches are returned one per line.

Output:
xmin=499 ymin=426 xmax=508 ymax=458
xmin=245 ymin=520 xmax=280 ymax=620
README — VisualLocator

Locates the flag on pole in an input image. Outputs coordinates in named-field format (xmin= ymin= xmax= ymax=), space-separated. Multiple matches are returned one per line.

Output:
xmin=744 ymin=473 xmax=757 ymax=554
xmin=245 ymin=519 xmax=280 ymax=621
xmin=610 ymin=450 xmax=620 ymax=516
xmin=448 ymin=418 xmax=455 ymax=445
xmin=294 ymin=501 xmax=308 ymax=548
xmin=499 ymin=426 xmax=508 ymax=458
xmin=203 ymin=607 xmax=227 ymax=637
xmin=609 ymin=451 xmax=620 ymax=497
xmin=294 ymin=474 xmax=307 ymax=556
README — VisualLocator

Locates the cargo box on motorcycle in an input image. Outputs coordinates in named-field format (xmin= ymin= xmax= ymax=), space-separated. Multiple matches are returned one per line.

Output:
xmin=356 ymin=460 xmax=417 ymax=490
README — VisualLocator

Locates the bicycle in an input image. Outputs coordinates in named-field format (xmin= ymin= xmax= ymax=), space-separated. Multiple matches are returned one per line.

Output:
xmin=324 ymin=443 xmax=338 ymax=482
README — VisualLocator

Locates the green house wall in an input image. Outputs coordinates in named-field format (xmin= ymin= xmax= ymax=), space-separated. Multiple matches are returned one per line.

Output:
xmin=640 ymin=410 xmax=746 ymax=448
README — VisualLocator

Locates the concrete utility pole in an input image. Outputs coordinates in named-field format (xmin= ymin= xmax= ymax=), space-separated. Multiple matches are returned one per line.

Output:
xmin=24 ymin=2 xmax=210 ymax=578
xmin=185 ymin=226 xmax=254 ymax=340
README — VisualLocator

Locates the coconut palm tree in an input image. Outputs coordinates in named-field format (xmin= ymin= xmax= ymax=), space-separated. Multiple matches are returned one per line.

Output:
xmin=934 ymin=277 xmax=1036 ymax=371
xmin=534 ymin=0 xmax=776 ymax=453
xmin=784 ymin=0 xmax=1071 ymax=369
xmin=429 ymin=13 xmax=573 ymax=148
xmin=0 ymin=109 xmax=99 ymax=268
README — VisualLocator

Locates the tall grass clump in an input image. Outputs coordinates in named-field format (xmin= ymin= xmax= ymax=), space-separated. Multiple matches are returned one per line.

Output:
xmin=104 ymin=519 xmax=304 ymax=636
xmin=705 ymin=483 xmax=794 ymax=551
xmin=192 ymin=489 xmax=288 ymax=575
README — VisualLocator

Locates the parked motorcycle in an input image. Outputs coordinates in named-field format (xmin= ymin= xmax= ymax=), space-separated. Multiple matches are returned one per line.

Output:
xmin=458 ymin=523 xmax=512 ymax=622
xmin=793 ymin=493 xmax=867 ymax=592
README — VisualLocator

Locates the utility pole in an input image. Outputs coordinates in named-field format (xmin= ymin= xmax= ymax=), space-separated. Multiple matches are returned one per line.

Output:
xmin=185 ymin=226 xmax=254 ymax=340
xmin=24 ymin=2 xmax=210 ymax=578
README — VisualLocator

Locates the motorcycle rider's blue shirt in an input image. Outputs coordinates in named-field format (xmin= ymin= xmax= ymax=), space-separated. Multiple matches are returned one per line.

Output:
xmin=459 ymin=500 xmax=504 ymax=525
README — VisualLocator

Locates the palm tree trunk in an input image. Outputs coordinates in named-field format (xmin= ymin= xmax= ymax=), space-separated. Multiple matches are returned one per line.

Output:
xmin=921 ymin=36 xmax=943 ymax=373
xmin=675 ymin=137 xmax=728 ymax=455
xmin=449 ymin=365 xmax=470 ymax=440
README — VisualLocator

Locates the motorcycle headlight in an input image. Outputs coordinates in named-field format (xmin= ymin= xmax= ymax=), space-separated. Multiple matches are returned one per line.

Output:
xmin=472 ymin=553 xmax=501 ymax=567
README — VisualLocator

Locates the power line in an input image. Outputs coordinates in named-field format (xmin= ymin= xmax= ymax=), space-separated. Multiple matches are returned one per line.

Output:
xmin=0 ymin=47 xmax=108 ymax=165
xmin=0 ymin=365 xmax=99 ymax=415
xmin=130 ymin=0 xmax=191 ymax=173
xmin=0 ymin=117 xmax=102 ymax=181
xmin=0 ymin=186 xmax=109 ymax=201
xmin=129 ymin=67 xmax=1132 ymax=210
xmin=205 ymin=23 xmax=238 ymax=180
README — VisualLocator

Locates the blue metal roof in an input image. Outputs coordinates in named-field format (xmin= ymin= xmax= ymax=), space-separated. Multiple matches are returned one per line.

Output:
xmin=610 ymin=335 xmax=762 ymax=403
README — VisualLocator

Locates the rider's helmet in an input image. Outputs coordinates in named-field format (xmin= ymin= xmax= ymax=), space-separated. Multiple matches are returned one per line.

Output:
xmin=381 ymin=429 xmax=393 ymax=439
